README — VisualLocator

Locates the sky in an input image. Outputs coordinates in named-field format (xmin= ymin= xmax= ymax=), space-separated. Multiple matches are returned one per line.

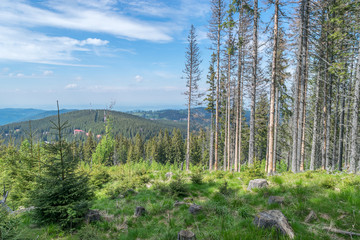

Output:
xmin=0 ymin=0 xmax=213 ymax=111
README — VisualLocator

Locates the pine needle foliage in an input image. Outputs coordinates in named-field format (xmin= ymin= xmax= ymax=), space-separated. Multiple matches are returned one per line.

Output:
xmin=31 ymin=102 xmax=93 ymax=228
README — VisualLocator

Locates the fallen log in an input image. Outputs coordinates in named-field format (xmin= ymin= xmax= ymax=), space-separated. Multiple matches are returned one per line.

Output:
xmin=323 ymin=227 xmax=360 ymax=237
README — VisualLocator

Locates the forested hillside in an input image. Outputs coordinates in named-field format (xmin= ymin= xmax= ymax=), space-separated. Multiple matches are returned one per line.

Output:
xmin=0 ymin=109 xmax=189 ymax=144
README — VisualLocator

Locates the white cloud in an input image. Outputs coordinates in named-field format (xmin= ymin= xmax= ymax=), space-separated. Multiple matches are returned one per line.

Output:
xmin=16 ymin=73 xmax=25 ymax=77
xmin=134 ymin=75 xmax=143 ymax=83
xmin=43 ymin=70 xmax=54 ymax=76
xmin=65 ymin=83 xmax=78 ymax=89
xmin=79 ymin=38 xmax=109 ymax=46
xmin=0 ymin=0 xmax=172 ymax=42
xmin=0 ymin=26 xmax=108 ymax=64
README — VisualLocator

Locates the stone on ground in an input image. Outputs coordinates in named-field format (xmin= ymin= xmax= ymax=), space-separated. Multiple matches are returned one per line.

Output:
xmin=254 ymin=210 xmax=294 ymax=239
xmin=247 ymin=179 xmax=268 ymax=191
xmin=189 ymin=204 xmax=202 ymax=215
xmin=177 ymin=230 xmax=196 ymax=240
xmin=268 ymin=196 xmax=284 ymax=205
xmin=134 ymin=206 xmax=146 ymax=217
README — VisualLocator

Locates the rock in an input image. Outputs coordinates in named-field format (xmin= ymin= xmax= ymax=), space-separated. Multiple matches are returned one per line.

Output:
xmin=254 ymin=210 xmax=294 ymax=239
xmin=189 ymin=204 xmax=202 ymax=215
xmin=174 ymin=201 xmax=188 ymax=207
xmin=134 ymin=206 xmax=146 ymax=217
xmin=268 ymin=196 xmax=284 ymax=205
xmin=177 ymin=230 xmax=196 ymax=240
xmin=247 ymin=179 xmax=268 ymax=191
xmin=305 ymin=210 xmax=317 ymax=223
xmin=85 ymin=209 xmax=102 ymax=224
xmin=165 ymin=172 xmax=173 ymax=179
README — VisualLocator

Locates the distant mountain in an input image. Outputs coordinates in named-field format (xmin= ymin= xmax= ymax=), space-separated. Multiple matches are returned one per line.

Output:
xmin=128 ymin=107 xmax=250 ymax=125
xmin=0 ymin=108 xmax=75 ymax=126
xmin=0 ymin=109 xmax=189 ymax=144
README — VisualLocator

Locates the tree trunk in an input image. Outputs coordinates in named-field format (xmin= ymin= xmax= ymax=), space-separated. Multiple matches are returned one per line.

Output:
xmin=331 ymin=78 xmax=340 ymax=171
xmin=349 ymin=44 xmax=360 ymax=173
xmin=248 ymin=0 xmax=258 ymax=166
xmin=267 ymin=0 xmax=279 ymax=173
xmin=209 ymin=113 xmax=214 ymax=170
xmin=310 ymin=69 xmax=321 ymax=170
xmin=273 ymin=87 xmax=280 ymax=172
xmin=214 ymin=1 xmax=222 ymax=171
xmin=338 ymin=82 xmax=346 ymax=171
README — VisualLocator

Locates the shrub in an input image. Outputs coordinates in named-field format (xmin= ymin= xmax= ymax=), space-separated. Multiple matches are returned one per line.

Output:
xmin=219 ymin=181 xmax=232 ymax=196
xmin=272 ymin=175 xmax=284 ymax=185
xmin=169 ymin=175 xmax=188 ymax=197
xmin=90 ymin=168 xmax=111 ymax=189
xmin=190 ymin=170 xmax=203 ymax=185
xmin=242 ymin=162 xmax=266 ymax=184
xmin=320 ymin=178 xmax=336 ymax=189
xmin=0 ymin=207 xmax=20 ymax=240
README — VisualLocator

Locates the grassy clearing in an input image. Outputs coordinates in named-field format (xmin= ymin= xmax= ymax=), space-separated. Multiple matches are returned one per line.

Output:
xmin=6 ymin=163 xmax=360 ymax=240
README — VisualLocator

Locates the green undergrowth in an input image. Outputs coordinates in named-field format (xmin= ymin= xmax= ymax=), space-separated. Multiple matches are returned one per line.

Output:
xmin=5 ymin=163 xmax=360 ymax=240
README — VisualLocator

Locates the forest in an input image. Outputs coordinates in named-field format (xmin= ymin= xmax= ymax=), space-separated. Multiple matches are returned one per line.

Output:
xmin=1 ymin=0 xmax=360 ymax=239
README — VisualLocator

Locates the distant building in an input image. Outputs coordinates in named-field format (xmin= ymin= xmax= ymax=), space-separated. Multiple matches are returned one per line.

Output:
xmin=74 ymin=129 xmax=85 ymax=135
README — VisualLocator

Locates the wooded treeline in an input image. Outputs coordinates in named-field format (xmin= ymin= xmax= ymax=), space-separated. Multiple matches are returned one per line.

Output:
xmin=190 ymin=0 xmax=360 ymax=174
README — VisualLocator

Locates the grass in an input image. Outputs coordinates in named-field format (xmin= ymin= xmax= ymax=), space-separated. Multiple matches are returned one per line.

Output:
xmin=5 ymin=163 xmax=360 ymax=240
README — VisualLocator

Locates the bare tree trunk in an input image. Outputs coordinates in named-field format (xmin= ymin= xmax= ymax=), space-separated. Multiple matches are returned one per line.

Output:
xmin=310 ymin=69 xmax=321 ymax=170
xmin=227 ymin=50 xmax=231 ymax=171
xmin=273 ymin=86 xmax=280 ymax=172
xmin=248 ymin=0 xmax=258 ymax=166
xmin=300 ymin=76 xmax=308 ymax=172
xmin=349 ymin=45 xmax=360 ymax=173
xmin=209 ymin=113 xmax=214 ymax=170
xmin=331 ymin=78 xmax=340 ymax=171
xmin=338 ymin=82 xmax=346 ymax=171
xmin=292 ymin=0 xmax=309 ymax=173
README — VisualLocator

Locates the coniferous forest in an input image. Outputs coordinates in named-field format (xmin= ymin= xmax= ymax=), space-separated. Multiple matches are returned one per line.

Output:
xmin=1 ymin=0 xmax=360 ymax=239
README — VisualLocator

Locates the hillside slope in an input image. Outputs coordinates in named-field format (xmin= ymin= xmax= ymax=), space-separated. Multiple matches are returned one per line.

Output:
xmin=0 ymin=110 xmax=188 ymax=144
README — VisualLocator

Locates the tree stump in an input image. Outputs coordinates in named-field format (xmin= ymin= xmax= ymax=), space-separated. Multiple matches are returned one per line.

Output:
xmin=134 ymin=206 xmax=146 ymax=217
xmin=189 ymin=204 xmax=202 ymax=215
xmin=85 ymin=209 xmax=102 ymax=224
xmin=177 ymin=230 xmax=196 ymax=240
xmin=247 ymin=179 xmax=268 ymax=191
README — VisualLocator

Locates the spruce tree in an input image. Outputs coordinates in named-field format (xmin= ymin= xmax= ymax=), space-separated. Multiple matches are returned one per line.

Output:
xmin=31 ymin=102 xmax=93 ymax=228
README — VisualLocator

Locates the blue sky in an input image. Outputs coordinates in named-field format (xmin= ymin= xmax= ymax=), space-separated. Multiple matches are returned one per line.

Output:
xmin=0 ymin=0 xmax=212 ymax=111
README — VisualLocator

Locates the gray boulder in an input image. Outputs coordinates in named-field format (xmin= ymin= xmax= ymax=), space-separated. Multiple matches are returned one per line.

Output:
xmin=247 ymin=179 xmax=268 ymax=191
xmin=189 ymin=204 xmax=202 ymax=215
xmin=254 ymin=210 xmax=294 ymax=239
xmin=268 ymin=196 xmax=284 ymax=205
xmin=177 ymin=230 xmax=196 ymax=240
